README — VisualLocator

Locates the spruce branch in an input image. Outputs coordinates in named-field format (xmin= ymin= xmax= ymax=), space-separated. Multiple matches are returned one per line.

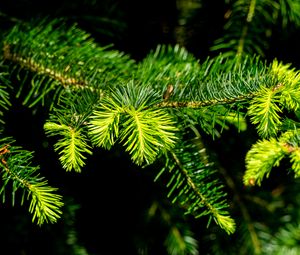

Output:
xmin=0 ymin=137 xmax=63 ymax=225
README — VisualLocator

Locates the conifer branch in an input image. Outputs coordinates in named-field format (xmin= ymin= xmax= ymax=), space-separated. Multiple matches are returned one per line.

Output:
xmin=3 ymin=15 xmax=300 ymax=245
xmin=244 ymin=138 xmax=285 ymax=186
xmin=155 ymin=93 xmax=257 ymax=109
xmin=155 ymin=136 xmax=236 ymax=234
xmin=44 ymin=122 xmax=92 ymax=172
xmin=3 ymin=43 xmax=88 ymax=90
xmin=89 ymin=82 xmax=178 ymax=165
xmin=44 ymin=90 xmax=98 ymax=172
xmin=138 ymin=45 xmax=268 ymax=107
xmin=271 ymin=60 xmax=300 ymax=111
xmin=3 ymin=19 xmax=134 ymax=107
xmin=178 ymin=105 xmax=247 ymax=140
xmin=248 ymin=60 xmax=300 ymax=138
xmin=248 ymin=87 xmax=282 ymax=138
xmin=244 ymin=129 xmax=300 ymax=186
xmin=0 ymin=137 xmax=63 ymax=225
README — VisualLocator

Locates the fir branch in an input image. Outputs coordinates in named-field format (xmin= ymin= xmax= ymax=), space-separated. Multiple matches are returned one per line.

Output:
xmin=137 ymin=45 xmax=263 ymax=106
xmin=280 ymin=130 xmax=300 ymax=177
xmin=139 ymin=47 xmax=269 ymax=110
xmin=88 ymin=98 xmax=121 ymax=149
xmin=120 ymin=107 xmax=177 ymax=165
xmin=248 ymin=87 xmax=282 ymax=138
xmin=213 ymin=0 xmax=300 ymax=58
xmin=271 ymin=58 xmax=300 ymax=87
xmin=248 ymin=60 xmax=300 ymax=138
xmin=89 ymin=82 xmax=178 ymax=165
xmin=156 ymin=137 xmax=236 ymax=235
xmin=244 ymin=129 xmax=300 ymax=186
xmin=244 ymin=138 xmax=285 ymax=186
xmin=0 ymin=137 xmax=63 ymax=225
xmin=271 ymin=60 xmax=300 ymax=111
xmin=44 ymin=90 xmax=97 ymax=172
xmin=289 ymin=148 xmax=300 ymax=177
xmin=44 ymin=122 xmax=92 ymax=172
xmin=3 ymin=43 xmax=88 ymax=89
xmin=3 ymin=19 xmax=134 ymax=107
xmin=28 ymin=181 xmax=64 ymax=225
xmin=155 ymin=93 xmax=256 ymax=109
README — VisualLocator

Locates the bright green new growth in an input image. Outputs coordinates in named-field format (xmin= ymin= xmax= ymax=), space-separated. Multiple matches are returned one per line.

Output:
xmin=247 ymin=60 xmax=300 ymax=138
xmin=244 ymin=138 xmax=285 ymax=186
xmin=244 ymin=59 xmax=300 ymax=186
xmin=44 ymin=122 xmax=92 ymax=172
xmin=89 ymin=82 xmax=178 ymax=165
xmin=244 ymin=130 xmax=300 ymax=186
xmin=248 ymin=87 xmax=282 ymax=138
